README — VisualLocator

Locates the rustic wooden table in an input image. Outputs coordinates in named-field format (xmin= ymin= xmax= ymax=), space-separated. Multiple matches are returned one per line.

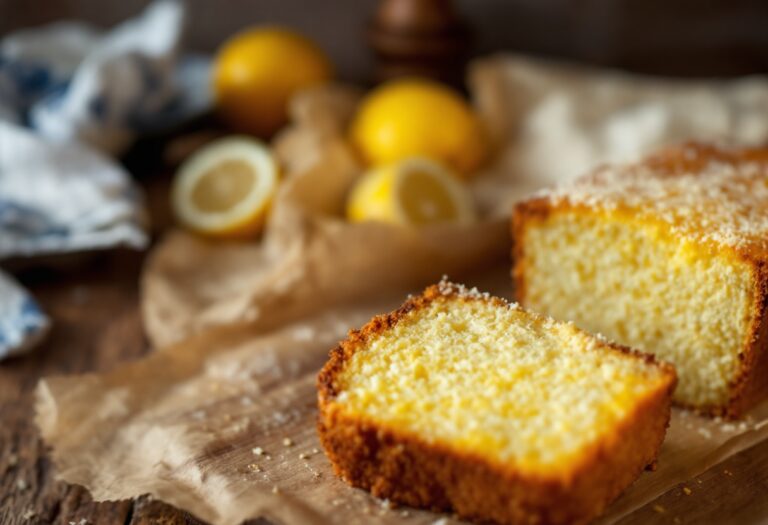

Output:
xmin=1 ymin=138 xmax=768 ymax=525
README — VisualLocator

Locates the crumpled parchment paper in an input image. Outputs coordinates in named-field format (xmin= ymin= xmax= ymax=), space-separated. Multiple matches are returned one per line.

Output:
xmin=37 ymin=55 xmax=768 ymax=524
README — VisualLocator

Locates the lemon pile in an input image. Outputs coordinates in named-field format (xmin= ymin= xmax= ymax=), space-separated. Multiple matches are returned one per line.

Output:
xmin=172 ymin=26 xmax=488 ymax=238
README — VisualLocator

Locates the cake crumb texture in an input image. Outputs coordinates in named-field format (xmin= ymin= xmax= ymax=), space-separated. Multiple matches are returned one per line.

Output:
xmin=317 ymin=282 xmax=676 ymax=525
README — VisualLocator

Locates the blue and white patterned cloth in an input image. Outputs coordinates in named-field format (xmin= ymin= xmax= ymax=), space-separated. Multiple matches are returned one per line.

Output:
xmin=0 ymin=0 xmax=211 ymax=359
xmin=0 ymin=272 xmax=50 ymax=359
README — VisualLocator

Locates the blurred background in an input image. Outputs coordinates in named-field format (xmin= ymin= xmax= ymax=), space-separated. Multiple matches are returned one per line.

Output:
xmin=3 ymin=0 xmax=768 ymax=80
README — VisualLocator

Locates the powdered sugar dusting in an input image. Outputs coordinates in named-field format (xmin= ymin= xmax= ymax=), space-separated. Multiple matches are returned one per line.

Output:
xmin=436 ymin=277 xmax=487 ymax=300
xmin=436 ymin=276 xmax=517 ymax=308
xmin=541 ymin=152 xmax=768 ymax=253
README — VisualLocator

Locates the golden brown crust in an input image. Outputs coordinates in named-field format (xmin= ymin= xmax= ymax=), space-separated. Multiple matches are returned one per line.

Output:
xmin=511 ymin=143 xmax=768 ymax=418
xmin=727 ymin=261 xmax=768 ymax=417
xmin=317 ymin=283 xmax=676 ymax=525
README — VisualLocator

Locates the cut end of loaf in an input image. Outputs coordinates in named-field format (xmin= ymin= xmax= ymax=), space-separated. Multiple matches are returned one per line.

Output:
xmin=513 ymin=143 xmax=768 ymax=417
xmin=515 ymin=207 xmax=756 ymax=410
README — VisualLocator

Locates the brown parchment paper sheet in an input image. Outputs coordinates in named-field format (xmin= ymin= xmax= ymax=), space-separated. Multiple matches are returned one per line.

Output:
xmin=36 ymin=55 xmax=768 ymax=525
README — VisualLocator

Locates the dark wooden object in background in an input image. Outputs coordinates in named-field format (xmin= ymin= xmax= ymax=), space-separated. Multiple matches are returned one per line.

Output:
xmin=367 ymin=0 xmax=470 ymax=87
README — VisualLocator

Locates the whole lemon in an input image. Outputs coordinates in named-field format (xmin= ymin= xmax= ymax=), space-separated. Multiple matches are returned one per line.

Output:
xmin=350 ymin=78 xmax=487 ymax=175
xmin=213 ymin=27 xmax=333 ymax=137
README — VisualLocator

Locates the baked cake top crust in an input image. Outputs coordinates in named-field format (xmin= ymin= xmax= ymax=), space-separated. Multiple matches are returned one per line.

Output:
xmin=535 ymin=143 xmax=768 ymax=256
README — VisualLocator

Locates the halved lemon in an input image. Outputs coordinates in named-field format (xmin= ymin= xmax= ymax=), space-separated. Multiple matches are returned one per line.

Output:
xmin=346 ymin=157 xmax=476 ymax=226
xmin=171 ymin=137 xmax=279 ymax=238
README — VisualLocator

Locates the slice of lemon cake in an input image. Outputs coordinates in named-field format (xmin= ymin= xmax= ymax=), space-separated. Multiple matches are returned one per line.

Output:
xmin=317 ymin=281 xmax=676 ymax=525
xmin=513 ymin=143 xmax=768 ymax=417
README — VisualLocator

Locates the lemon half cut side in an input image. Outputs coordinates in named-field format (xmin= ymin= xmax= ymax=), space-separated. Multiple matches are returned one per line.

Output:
xmin=171 ymin=136 xmax=279 ymax=238
xmin=347 ymin=157 xmax=476 ymax=226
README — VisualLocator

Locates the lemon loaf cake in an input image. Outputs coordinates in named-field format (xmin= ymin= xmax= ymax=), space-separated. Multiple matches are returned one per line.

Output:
xmin=513 ymin=143 xmax=768 ymax=417
xmin=317 ymin=281 xmax=676 ymax=525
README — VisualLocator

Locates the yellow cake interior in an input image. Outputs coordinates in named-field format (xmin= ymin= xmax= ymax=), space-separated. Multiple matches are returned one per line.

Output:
xmin=520 ymin=208 xmax=756 ymax=409
xmin=332 ymin=296 xmax=670 ymax=475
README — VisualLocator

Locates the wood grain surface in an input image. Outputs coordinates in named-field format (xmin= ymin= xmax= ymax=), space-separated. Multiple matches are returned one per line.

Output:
xmin=1 ymin=137 xmax=767 ymax=524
